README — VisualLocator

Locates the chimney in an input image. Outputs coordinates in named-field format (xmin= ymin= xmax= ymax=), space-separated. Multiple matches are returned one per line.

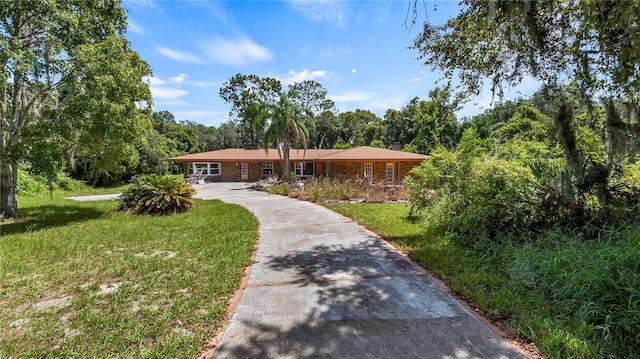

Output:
xmin=392 ymin=142 xmax=401 ymax=151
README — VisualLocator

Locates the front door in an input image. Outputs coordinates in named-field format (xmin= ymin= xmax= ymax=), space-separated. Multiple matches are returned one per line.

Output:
xmin=241 ymin=163 xmax=248 ymax=180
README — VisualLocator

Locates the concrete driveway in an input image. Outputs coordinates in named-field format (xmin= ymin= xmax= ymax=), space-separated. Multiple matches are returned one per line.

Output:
xmin=195 ymin=183 xmax=526 ymax=359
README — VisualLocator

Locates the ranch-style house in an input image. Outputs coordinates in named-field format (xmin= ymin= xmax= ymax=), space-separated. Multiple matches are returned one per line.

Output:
xmin=168 ymin=146 xmax=428 ymax=183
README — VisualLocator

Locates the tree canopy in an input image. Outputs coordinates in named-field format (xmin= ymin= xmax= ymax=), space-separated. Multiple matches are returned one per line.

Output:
xmin=1 ymin=0 xmax=152 ymax=217
xmin=412 ymin=0 xmax=640 ymax=208
xmin=219 ymin=74 xmax=281 ymax=146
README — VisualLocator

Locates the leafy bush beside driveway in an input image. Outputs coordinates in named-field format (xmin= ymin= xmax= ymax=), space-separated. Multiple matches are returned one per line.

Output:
xmin=118 ymin=175 xmax=196 ymax=215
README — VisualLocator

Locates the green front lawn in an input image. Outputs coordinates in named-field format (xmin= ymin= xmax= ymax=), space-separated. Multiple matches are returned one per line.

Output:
xmin=0 ymin=197 xmax=257 ymax=358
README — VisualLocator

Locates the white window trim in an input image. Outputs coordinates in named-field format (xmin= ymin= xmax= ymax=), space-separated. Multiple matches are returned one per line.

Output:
xmin=190 ymin=162 xmax=221 ymax=176
xmin=241 ymin=163 xmax=248 ymax=180
xmin=295 ymin=162 xmax=314 ymax=177
xmin=364 ymin=163 xmax=373 ymax=179
xmin=262 ymin=161 xmax=274 ymax=176
xmin=386 ymin=163 xmax=394 ymax=183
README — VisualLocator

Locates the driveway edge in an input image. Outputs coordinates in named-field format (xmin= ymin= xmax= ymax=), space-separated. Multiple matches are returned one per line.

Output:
xmin=198 ymin=222 xmax=261 ymax=359
xmin=326 ymin=205 xmax=540 ymax=359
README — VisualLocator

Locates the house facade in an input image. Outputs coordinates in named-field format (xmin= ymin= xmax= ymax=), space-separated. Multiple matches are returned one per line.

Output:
xmin=168 ymin=146 xmax=428 ymax=184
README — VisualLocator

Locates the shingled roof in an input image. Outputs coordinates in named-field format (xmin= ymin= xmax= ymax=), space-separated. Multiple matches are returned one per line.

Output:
xmin=321 ymin=146 xmax=427 ymax=161
xmin=168 ymin=146 xmax=428 ymax=162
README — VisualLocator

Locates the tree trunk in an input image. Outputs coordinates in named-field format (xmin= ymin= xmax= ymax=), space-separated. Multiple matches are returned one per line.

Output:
xmin=0 ymin=159 xmax=18 ymax=218
xmin=604 ymin=98 xmax=627 ymax=166
xmin=553 ymin=100 xmax=582 ymax=203
xmin=283 ymin=133 xmax=291 ymax=180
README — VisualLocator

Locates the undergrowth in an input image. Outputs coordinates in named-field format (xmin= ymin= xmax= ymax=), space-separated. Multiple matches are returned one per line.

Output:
xmin=16 ymin=169 xmax=86 ymax=196
xmin=267 ymin=177 xmax=409 ymax=203
xmin=507 ymin=229 xmax=640 ymax=357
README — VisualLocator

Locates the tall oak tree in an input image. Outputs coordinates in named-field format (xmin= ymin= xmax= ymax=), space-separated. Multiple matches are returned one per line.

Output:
xmin=1 ymin=0 xmax=152 ymax=217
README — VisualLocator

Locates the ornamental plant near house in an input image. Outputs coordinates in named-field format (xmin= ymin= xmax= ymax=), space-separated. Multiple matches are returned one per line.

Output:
xmin=118 ymin=175 xmax=196 ymax=215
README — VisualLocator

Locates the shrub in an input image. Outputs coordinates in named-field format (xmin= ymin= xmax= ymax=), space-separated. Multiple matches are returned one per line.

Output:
xmin=54 ymin=172 xmax=84 ymax=192
xmin=17 ymin=169 xmax=85 ymax=195
xmin=118 ymin=175 xmax=196 ymax=215
xmin=16 ymin=169 xmax=44 ymax=195
xmin=621 ymin=162 xmax=640 ymax=188
xmin=406 ymin=148 xmax=538 ymax=242
xmin=267 ymin=183 xmax=290 ymax=196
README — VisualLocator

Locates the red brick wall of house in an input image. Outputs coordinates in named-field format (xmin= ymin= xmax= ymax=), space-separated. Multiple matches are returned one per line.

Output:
xmin=197 ymin=161 xmax=285 ymax=182
xmin=207 ymin=162 xmax=241 ymax=181
xmin=329 ymin=161 xmax=423 ymax=184
xmin=184 ymin=159 xmax=424 ymax=183
xmin=371 ymin=162 xmax=387 ymax=183
xmin=330 ymin=162 xmax=362 ymax=180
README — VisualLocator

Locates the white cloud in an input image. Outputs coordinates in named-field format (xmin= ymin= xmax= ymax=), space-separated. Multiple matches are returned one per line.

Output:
xmin=127 ymin=20 xmax=145 ymax=35
xmin=169 ymin=73 xmax=188 ymax=83
xmin=151 ymin=87 xmax=188 ymax=99
xmin=329 ymin=91 xmax=372 ymax=102
xmin=367 ymin=93 xmax=409 ymax=113
xmin=201 ymin=36 xmax=273 ymax=67
xmin=143 ymin=75 xmax=188 ymax=101
xmin=411 ymin=77 xmax=420 ymax=82
xmin=143 ymin=76 xmax=165 ymax=86
xmin=351 ymin=69 xmax=357 ymax=74
xmin=288 ymin=0 xmax=348 ymax=27
xmin=282 ymin=69 xmax=327 ymax=85
xmin=158 ymin=47 xmax=203 ymax=64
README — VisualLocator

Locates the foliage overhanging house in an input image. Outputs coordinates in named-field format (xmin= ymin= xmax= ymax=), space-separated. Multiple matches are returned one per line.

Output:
xmin=168 ymin=146 xmax=428 ymax=183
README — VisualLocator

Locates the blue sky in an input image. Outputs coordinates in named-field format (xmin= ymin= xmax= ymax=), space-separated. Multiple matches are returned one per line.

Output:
xmin=123 ymin=0 xmax=537 ymax=127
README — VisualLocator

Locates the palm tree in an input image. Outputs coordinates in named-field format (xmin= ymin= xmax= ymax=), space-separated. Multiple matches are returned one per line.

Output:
xmin=262 ymin=90 xmax=308 ymax=181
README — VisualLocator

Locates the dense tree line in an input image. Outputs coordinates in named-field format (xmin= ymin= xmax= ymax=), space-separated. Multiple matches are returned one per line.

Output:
xmin=412 ymin=0 xmax=640 ymax=217
xmin=404 ymin=2 xmax=640 ymax=355
xmin=218 ymin=73 xmax=460 ymax=153
xmin=1 ymin=0 xmax=152 ymax=217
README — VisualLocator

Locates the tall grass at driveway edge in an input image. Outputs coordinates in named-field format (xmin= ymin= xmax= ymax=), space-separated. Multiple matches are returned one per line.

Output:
xmin=0 ymin=196 xmax=258 ymax=358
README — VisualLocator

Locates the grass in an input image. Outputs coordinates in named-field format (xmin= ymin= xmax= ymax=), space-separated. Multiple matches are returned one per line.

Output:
xmin=62 ymin=184 xmax=130 ymax=196
xmin=0 ymin=196 xmax=258 ymax=358
xmin=325 ymin=203 xmax=640 ymax=358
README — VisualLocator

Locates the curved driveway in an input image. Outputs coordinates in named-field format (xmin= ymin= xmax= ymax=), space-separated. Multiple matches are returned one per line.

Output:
xmin=195 ymin=183 xmax=525 ymax=359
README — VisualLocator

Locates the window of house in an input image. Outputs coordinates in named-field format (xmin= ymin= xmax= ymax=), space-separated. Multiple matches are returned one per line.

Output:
xmin=295 ymin=162 xmax=314 ymax=177
xmin=209 ymin=163 xmax=221 ymax=175
xmin=189 ymin=162 xmax=221 ymax=175
xmin=386 ymin=163 xmax=394 ymax=183
xmin=262 ymin=162 xmax=274 ymax=176
xmin=241 ymin=163 xmax=248 ymax=180
xmin=364 ymin=163 xmax=373 ymax=179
